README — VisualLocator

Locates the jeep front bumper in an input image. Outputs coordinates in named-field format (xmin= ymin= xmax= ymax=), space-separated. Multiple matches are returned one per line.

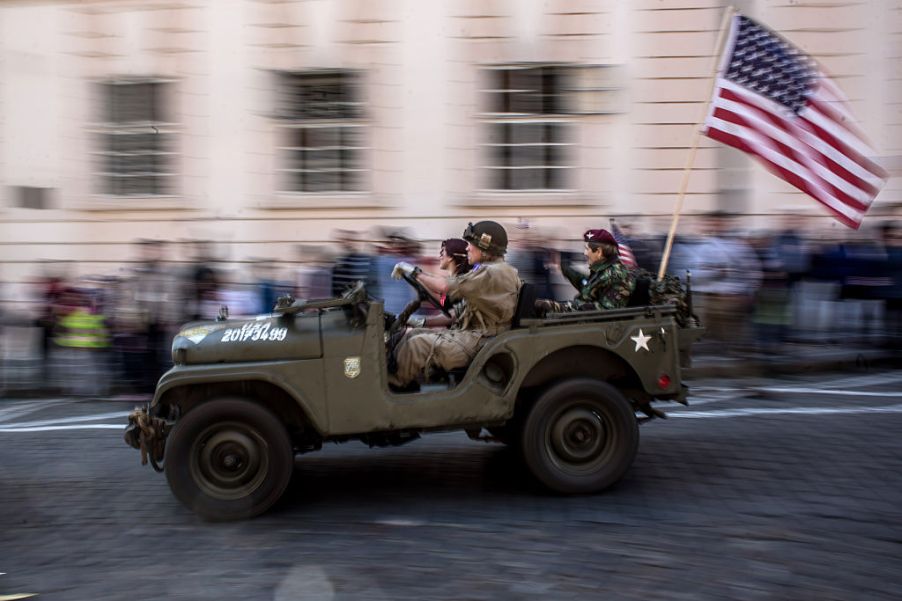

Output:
xmin=124 ymin=405 xmax=171 ymax=472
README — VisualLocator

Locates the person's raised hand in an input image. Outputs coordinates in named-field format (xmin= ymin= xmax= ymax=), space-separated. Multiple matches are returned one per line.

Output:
xmin=391 ymin=262 xmax=420 ymax=280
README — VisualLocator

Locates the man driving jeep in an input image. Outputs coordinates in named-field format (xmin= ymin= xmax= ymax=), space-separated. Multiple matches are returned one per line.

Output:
xmin=388 ymin=221 xmax=520 ymax=390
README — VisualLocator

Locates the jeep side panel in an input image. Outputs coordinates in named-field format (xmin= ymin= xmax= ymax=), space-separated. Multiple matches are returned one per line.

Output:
xmin=321 ymin=303 xmax=685 ymax=436
xmin=506 ymin=316 xmax=684 ymax=396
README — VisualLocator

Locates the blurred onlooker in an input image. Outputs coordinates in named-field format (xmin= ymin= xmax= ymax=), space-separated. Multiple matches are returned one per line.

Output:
xmin=250 ymin=258 xmax=291 ymax=314
xmin=771 ymin=217 xmax=811 ymax=286
xmin=770 ymin=216 xmax=812 ymax=340
xmin=183 ymin=240 xmax=220 ymax=322
xmin=54 ymin=287 xmax=109 ymax=397
xmin=661 ymin=224 xmax=699 ymax=282
xmin=615 ymin=219 xmax=662 ymax=273
xmin=218 ymin=268 xmax=259 ymax=317
xmin=506 ymin=220 xmax=554 ymax=299
xmin=880 ymin=221 xmax=902 ymax=347
xmin=113 ymin=239 xmax=180 ymax=394
xmin=331 ymin=229 xmax=376 ymax=297
xmin=294 ymin=244 xmax=333 ymax=300
xmin=640 ymin=216 xmax=678 ymax=275
xmin=687 ymin=211 xmax=762 ymax=348
xmin=749 ymin=231 xmax=791 ymax=352
xmin=33 ymin=264 xmax=68 ymax=383
xmin=802 ymin=228 xmax=851 ymax=342
xmin=372 ymin=228 xmax=418 ymax=315
xmin=807 ymin=227 xmax=889 ymax=341
xmin=839 ymin=227 xmax=893 ymax=340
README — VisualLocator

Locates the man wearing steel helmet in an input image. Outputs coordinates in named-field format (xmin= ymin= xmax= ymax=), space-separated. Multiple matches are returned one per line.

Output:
xmin=535 ymin=228 xmax=636 ymax=315
xmin=389 ymin=221 xmax=520 ymax=389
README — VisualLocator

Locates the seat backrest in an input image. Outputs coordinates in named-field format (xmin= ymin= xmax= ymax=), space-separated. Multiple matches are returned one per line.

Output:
xmin=627 ymin=276 xmax=652 ymax=307
xmin=512 ymin=282 xmax=537 ymax=328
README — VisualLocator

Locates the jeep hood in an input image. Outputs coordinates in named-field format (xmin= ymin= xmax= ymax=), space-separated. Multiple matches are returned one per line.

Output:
xmin=171 ymin=313 xmax=322 ymax=365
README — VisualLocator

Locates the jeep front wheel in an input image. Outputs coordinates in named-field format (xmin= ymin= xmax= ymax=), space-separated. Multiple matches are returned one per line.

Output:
xmin=165 ymin=398 xmax=293 ymax=521
xmin=521 ymin=379 xmax=638 ymax=494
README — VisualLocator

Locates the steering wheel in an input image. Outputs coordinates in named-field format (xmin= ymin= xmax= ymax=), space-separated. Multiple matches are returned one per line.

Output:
xmin=340 ymin=280 xmax=369 ymax=326
xmin=341 ymin=280 xmax=367 ymax=304
xmin=402 ymin=272 xmax=451 ymax=318
xmin=386 ymin=272 xmax=451 ymax=338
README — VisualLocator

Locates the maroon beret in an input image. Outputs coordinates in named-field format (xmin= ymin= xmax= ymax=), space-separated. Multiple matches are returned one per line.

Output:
xmin=442 ymin=238 xmax=468 ymax=258
xmin=584 ymin=229 xmax=616 ymax=245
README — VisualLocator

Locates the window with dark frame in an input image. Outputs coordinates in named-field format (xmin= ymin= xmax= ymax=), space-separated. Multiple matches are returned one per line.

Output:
xmin=482 ymin=65 xmax=575 ymax=192
xmin=276 ymin=71 xmax=366 ymax=193
xmin=482 ymin=64 xmax=622 ymax=192
xmin=97 ymin=80 xmax=175 ymax=197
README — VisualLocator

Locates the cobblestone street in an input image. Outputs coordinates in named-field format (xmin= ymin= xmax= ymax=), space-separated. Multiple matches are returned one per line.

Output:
xmin=2 ymin=372 xmax=902 ymax=600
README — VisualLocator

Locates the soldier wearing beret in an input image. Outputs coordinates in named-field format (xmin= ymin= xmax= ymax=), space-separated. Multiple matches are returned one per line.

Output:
xmin=536 ymin=228 xmax=636 ymax=315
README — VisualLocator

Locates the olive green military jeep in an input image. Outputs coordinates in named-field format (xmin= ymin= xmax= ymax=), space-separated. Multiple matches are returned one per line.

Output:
xmin=125 ymin=275 xmax=703 ymax=521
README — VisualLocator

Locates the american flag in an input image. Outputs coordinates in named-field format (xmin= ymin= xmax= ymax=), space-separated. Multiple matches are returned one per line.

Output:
xmin=703 ymin=14 xmax=886 ymax=229
xmin=610 ymin=221 xmax=638 ymax=270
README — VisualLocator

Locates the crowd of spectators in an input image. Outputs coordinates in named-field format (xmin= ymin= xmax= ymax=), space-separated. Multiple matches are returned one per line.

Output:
xmin=1 ymin=216 xmax=900 ymax=397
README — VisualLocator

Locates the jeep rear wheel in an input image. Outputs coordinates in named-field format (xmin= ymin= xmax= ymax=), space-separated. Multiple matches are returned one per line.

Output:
xmin=165 ymin=399 xmax=293 ymax=521
xmin=521 ymin=379 xmax=638 ymax=494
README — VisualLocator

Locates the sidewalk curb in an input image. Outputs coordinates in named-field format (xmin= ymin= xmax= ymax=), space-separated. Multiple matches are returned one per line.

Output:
xmin=684 ymin=349 xmax=899 ymax=379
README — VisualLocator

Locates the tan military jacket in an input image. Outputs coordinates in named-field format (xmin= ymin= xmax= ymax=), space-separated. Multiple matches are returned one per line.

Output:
xmin=447 ymin=260 xmax=520 ymax=336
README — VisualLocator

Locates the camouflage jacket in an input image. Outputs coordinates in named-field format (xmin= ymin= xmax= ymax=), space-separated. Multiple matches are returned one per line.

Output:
xmin=562 ymin=258 xmax=636 ymax=311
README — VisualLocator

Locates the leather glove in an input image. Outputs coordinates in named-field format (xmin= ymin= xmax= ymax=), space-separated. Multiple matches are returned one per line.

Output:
xmin=534 ymin=299 xmax=553 ymax=317
xmin=391 ymin=262 xmax=420 ymax=280
xmin=407 ymin=315 xmax=426 ymax=328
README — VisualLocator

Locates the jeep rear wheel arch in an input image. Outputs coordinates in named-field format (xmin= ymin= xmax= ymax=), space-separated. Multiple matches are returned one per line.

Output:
xmin=521 ymin=378 xmax=638 ymax=494
xmin=518 ymin=345 xmax=639 ymax=391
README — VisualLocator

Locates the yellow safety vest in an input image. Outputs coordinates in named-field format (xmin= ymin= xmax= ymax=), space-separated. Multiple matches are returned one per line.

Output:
xmin=56 ymin=309 xmax=109 ymax=349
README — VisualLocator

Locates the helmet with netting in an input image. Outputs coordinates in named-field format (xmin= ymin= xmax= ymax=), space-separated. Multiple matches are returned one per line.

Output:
xmin=462 ymin=221 xmax=508 ymax=256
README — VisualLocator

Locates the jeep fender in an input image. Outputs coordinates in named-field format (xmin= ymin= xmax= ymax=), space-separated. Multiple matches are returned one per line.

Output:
xmin=499 ymin=324 xmax=681 ymax=397
xmin=151 ymin=362 xmax=327 ymax=434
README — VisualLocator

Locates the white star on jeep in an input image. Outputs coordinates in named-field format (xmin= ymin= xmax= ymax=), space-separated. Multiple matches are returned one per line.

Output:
xmin=630 ymin=329 xmax=651 ymax=352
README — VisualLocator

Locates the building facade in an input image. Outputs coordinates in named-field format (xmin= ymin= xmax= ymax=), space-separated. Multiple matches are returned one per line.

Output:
xmin=0 ymin=0 xmax=899 ymax=303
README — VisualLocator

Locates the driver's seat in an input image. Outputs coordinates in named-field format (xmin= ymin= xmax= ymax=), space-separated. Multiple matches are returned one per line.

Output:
xmin=512 ymin=282 xmax=537 ymax=328
xmin=435 ymin=283 xmax=536 ymax=387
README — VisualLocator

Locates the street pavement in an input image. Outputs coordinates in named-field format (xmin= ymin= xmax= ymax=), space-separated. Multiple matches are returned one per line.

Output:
xmin=687 ymin=341 xmax=897 ymax=379
xmin=2 ymin=370 xmax=902 ymax=600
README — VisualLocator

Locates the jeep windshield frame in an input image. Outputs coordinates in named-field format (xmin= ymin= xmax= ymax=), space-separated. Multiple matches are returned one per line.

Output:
xmin=273 ymin=281 xmax=367 ymax=316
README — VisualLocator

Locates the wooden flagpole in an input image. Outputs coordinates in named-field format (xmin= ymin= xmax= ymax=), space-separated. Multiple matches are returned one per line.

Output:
xmin=656 ymin=6 xmax=737 ymax=280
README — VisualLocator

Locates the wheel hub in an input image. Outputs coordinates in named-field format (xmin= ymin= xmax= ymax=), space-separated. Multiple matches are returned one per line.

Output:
xmin=550 ymin=407 xmax=607 ymax=464
xmin=192 ymin=425 xmax=269 ymax=500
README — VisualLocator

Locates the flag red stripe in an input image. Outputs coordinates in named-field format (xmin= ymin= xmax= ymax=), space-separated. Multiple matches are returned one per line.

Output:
xmin=706 ymin=127 xmax=862 ymax=229
xmin=717 ymin=88 xmax=879 ymax=199
xmin=800 ymin=102 xmax=887 ymax=180
xmin=707 ymin=122 xmax=862 ymax=225
xmin=711 ymin=100 xmax=871 ymax=212
xmin=610 ymin=223 xmax=638 ymax=269
xmin=815 ymin=146 xmax=881 ymax=198
xmin=807 ymin=95 xmax=884 ymax=169
xmin=711 ymin=106 xmax=802 ymax=167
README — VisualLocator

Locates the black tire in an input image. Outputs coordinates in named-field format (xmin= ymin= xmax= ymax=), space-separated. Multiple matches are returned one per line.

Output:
xmin=165 ymin=398 xmax=293 ymax=521
xmin=521 ymin=379 xmax=638 ymax=494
